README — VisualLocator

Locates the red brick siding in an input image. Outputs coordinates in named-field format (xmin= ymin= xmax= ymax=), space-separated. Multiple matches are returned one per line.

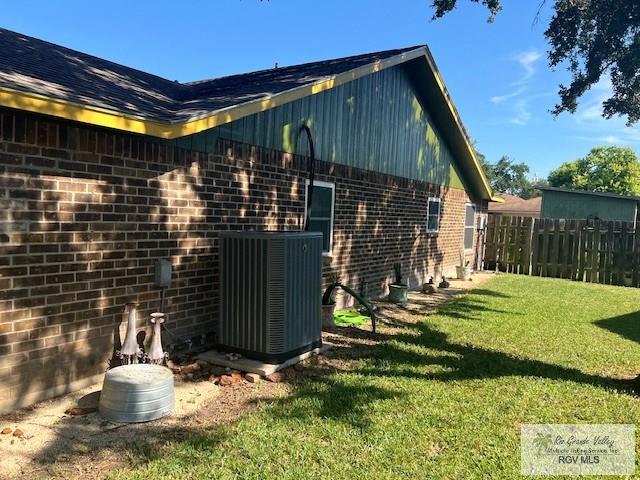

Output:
xmin=0 ymin=110 xmax=480 ymax=412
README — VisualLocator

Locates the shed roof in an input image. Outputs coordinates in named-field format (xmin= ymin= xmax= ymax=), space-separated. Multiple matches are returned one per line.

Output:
xmin=538 ymin=186 xmax=640 ymax=202
xmin=0 ymin=27 xmax=497 ymax=200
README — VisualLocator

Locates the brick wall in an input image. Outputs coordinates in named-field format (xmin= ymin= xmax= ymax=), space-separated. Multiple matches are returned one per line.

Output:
xmin=317 ymin=155 xmax=481 ymax=301
xmin=0 ymin=109 xmax=481 ymax=412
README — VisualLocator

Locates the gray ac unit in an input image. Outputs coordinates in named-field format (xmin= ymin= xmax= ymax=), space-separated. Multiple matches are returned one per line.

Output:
xmin=218 ymin=231 xmax=323 ymax=363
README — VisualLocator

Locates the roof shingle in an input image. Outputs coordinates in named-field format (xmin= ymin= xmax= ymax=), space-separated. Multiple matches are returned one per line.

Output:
xmin=0 ymin=28 xmax=421 ymax=123
xmin=488 ymin=193 xmax=541 ymax=214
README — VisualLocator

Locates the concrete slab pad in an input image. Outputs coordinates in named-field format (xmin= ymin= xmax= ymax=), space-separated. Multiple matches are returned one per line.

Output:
xmin=197 ymin=343 xmax=332 ymax=376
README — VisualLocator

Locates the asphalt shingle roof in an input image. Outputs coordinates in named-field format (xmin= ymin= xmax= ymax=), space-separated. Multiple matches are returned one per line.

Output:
xmin=488 ymin=193 xmax=541 ymax=214
xmin=0 ymin=28 xmax=421 ymax=123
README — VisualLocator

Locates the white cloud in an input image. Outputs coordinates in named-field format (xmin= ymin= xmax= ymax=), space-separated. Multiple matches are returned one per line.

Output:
xmin=575 ymin=77 xmax=612 ymax=123
xmin=491 ymin=87 xmax=525 ymax=104
xmin=573 ymin=134 xmax=624 ymax=144
xmin=489 ymin=49 xmax=543 ymax=126
xmin=598 ymin=135 xmax=623 ymax=143
xmin=510 ymin=99 xmax=531 ymax=125
xmin=572 ymin=75 xmax=640 ymax=144
xmin=512 ymin=49 xmax=542 ymax=85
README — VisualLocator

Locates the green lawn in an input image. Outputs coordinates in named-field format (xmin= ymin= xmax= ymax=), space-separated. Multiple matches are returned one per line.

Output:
xmin=113 ymin=275 xmax=640 ymax=479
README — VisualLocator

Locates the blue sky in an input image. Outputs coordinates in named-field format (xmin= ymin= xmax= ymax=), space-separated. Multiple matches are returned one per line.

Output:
xmin=3 ymin=0 xmax=638 ymax=177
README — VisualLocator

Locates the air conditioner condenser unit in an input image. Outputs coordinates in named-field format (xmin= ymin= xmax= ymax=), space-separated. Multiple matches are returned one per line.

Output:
xmin=217 ymin=231 xmax=323 ymax=363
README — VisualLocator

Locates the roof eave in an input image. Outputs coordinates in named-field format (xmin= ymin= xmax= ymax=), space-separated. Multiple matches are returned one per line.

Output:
xmin=0 ymin=46 xmax=495 ymax=200
xmin=0 ymin=47 xmax=428 ymax=139
xmin=413 ymin=47 xmax=494 ymax=201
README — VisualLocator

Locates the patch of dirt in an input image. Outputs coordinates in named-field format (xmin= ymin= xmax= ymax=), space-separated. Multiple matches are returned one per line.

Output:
xmin=319 ymin=275 xmax=492 ymax=374
xmin=0 ymin=274 xmax=493 ymax=479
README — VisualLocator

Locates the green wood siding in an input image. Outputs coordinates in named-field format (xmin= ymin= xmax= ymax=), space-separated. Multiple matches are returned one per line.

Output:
xmin=541 ymin=190 xmax=638 ymax=223
xmin=171 ymin=63 xmax=465 ymax=189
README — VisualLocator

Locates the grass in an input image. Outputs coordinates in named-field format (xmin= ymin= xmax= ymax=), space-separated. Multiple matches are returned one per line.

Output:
xmin=111 ymin=275 xmax=640 ymax=479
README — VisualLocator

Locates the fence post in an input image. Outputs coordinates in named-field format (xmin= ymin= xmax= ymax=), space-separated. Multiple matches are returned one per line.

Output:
xmin=531 ymin=218 xmax=541 ymax=276
xmin=590 ymin=219 xmax=601 ymax=283
xmin=560 ymin=219 xmax=570 ymax=278
xmin=633 ymin=222 xmax=640 ymax=287
xmin=522 ymin=217 xmax=533 ymax=275
xmin=569 ymin=220 xmax=579 ymax=280
xmin=512 ymin=216 xmax=521 ymax=273
xmin=497 ymin=215 xmax=507 ymax=271
xmin=577 ymin=220 xmax=586 ymax=281
xmin=618 ymin=222 xmax=628 ymax=285
xmin=540 ymin=220 xmax=550 ymax=277
xmin=605 ymin=221 xmax=614 ymax=284
xmin=550 ymin=219 xmax=561 ymax=278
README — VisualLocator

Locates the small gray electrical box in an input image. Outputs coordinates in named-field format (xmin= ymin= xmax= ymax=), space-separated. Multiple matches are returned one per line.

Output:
xmin=154 ymin=259 xmax=172 ymax=288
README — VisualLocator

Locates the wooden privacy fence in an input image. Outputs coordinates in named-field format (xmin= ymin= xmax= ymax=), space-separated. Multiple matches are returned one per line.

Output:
xmin=484 ymin=215 xmax=640 ymax=287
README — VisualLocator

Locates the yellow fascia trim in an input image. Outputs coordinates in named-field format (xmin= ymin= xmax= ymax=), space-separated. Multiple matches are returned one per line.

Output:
xmin=170 ymin=49 xmax=425 ymax=137
xmin=0 ymin=48 xmax=426 ymax=141
xmin=0 ymin=89 xmax=175 ymax=137
xmin=0 ymin=45 xmax=495 ymax=199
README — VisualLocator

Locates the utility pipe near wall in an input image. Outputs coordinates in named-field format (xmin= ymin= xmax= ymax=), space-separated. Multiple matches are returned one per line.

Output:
xmin=300 ymin=125 xmax=316 ymax=231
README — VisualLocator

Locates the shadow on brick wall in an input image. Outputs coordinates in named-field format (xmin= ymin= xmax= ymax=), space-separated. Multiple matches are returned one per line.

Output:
xmin=0 ymin=111 xmax=471 ymax=415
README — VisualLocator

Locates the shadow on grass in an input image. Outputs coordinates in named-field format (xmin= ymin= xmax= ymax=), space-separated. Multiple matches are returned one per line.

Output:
xmin=383 ymin=296 xmax=515 ymax=325
xmin=596 ymin=311 xmax=640 ymax=345
xmin=424 ymin=297 xmax=514 ymax=321
xmin=254 ymin=294 xmax=635 ymax=439
xmin=26 ymin=284 xmax=638 ymax=476
xmin=359 ymin=322 xmax=632 ymax=393
xmin=468 ymin=288 xmax=511 ymax=299
xmin=269 ymin=377 xmax=401 ymax=430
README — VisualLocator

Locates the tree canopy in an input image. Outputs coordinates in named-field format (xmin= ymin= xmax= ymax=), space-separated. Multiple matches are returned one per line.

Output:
xmin=431 ymin=1 xmax=640 ymax=124
xmin=547 ymin=146 xmax=640 ymax=196
xmin=480 ymin=154 xmax=538 ymax=199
